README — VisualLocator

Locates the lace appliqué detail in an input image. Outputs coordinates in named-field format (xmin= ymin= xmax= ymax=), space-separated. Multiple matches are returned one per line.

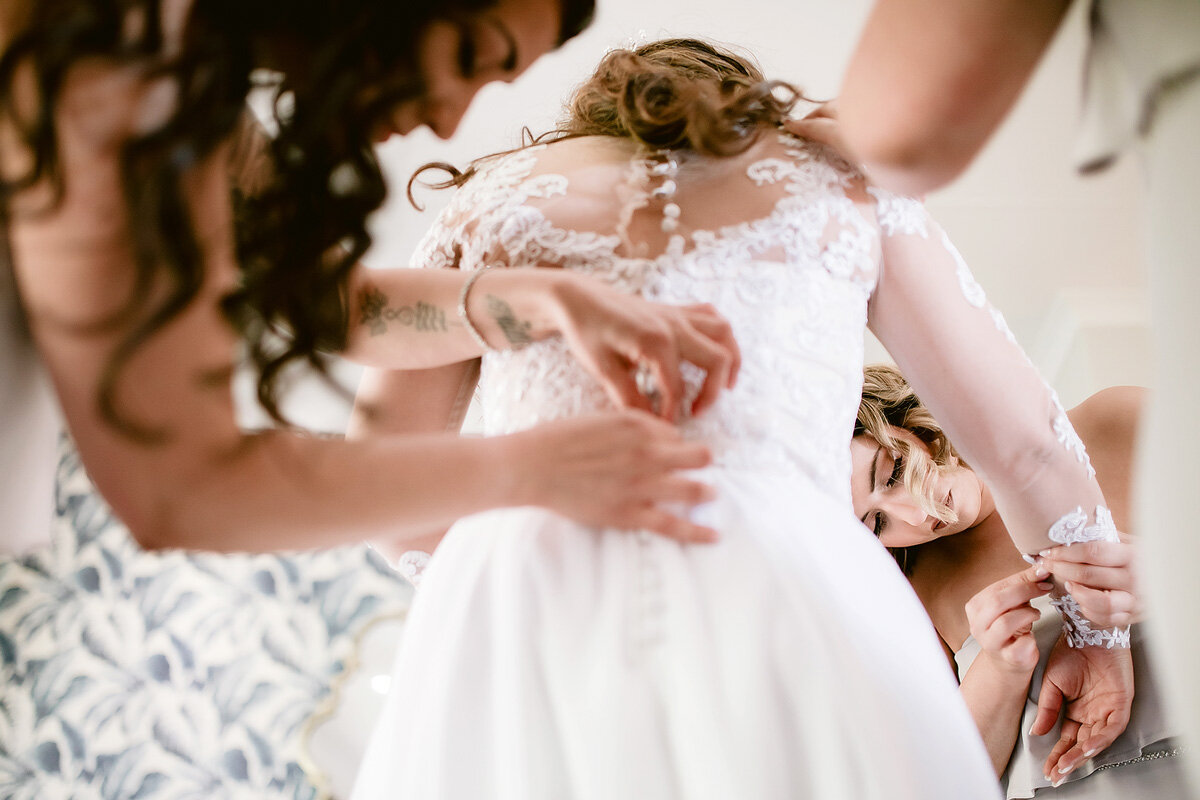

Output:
xmin=1051 ymin=392 xmax=1097 ymax=478
xmin=868 ymin=188 xmax=928 ymax=238
xmin=939 ymin=230 xmax=987 ymax=309
xmin=395 ymin=550 xmax=432 ymax=588
xmin=1050 ymin=593 xmax=1131 ymax=648
xmin=1044 ymin=505 xmax=1128 ymax=646
xmin=1047 ymin=504 xmax=1118 ymax=545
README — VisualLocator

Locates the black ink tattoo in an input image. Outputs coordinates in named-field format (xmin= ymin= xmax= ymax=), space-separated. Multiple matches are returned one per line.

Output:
xmin=357 ymin=285 xmax=450 ymax=336
xmin=486 ymin=294 xmax=534 ymax=346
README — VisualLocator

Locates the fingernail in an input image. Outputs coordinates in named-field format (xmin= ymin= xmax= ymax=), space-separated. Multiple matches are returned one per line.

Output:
xmin=1034 ymin=565 xmax=1050 ymax=579
xmin=1044 ymin=775 xmax=1054 ymax=783
xmin=1022 ymin=553 xmax=1039 ymax=565
xmin=1058 ymin=763 xmax=1076 ymax=777
xmin=1084 ymin=748 xmax=1097 ymax=758
xmin=1052 ymin=777 xmax=1065 ymax=788
xmin=1040 ymin=549 xmax=1053 ymax=558
xmin=1037 ymin=582 xmax=1054 ymax=591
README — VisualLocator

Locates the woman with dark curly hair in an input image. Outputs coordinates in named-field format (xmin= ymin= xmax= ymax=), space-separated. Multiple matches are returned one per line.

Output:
xmin=0 ymin=0 xmax=743 ymax=557
xmin=349 ymin=38 xmax=1129 ymax=799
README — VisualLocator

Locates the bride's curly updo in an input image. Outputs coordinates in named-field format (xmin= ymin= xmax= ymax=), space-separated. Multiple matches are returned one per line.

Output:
xmin=561 ymin=38 xmax=803 ymax=155
xmin=410 ymin=38 xmax=807 ymax=200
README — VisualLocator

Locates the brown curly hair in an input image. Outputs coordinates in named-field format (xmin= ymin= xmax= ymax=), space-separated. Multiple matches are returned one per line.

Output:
xmin=409 ymin=37 xmax=809 ymax=201
xmin=0 ymin=0 xmax=594 ymax=440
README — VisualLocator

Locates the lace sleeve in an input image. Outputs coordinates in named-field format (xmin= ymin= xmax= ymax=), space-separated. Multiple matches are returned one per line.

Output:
xmin=867 ymin=190 xmax=1128 ymax=648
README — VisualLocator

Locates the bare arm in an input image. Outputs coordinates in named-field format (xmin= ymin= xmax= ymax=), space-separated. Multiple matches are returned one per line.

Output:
xmin=838 ymin=0 xmax=1070 ymax=195
xmin=6 ymin=63 xmax=719 ymax=552
xmin=958 ymin=567 xmax=1052 ymax=775
xmin=347 ymin=363 xmax=480 ymax=560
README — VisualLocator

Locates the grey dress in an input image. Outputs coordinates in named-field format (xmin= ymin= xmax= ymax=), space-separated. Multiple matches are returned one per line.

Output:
xmin=955 ymin=595 xmax=1186 ymax=799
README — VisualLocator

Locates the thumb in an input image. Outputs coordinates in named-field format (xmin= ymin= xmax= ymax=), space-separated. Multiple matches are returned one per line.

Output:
xmin=1031 ymin=675 xmax=1064 ymax=737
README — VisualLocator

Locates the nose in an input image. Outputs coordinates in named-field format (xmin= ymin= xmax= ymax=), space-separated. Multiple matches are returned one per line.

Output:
xmin=423 ymin=80 xmax=478 ymax=139
xmin=879 ymin=490 xmax=927 ymax=527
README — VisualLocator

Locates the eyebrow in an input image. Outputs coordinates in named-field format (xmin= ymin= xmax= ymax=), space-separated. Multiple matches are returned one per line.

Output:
xmin=859 ymin=444 xmax=882 ymax=524
xmin=479 ymin=15 xmax=519 ymax=71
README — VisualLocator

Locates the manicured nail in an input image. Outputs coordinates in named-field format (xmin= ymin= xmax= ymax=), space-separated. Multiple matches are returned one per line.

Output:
xmin=1039 ymin=549 xmax=1053 ymax=558
xmin=1058 ymin=762 xmax=1077 ymax=777
xmin=1037 ymin=581 xmax=1054 ymax=591
xmin=1052 ymin=777 xmax=1066 ymax=788
xmin=1084 ymin=748 xmax=1097 ymax=758
xmin=1034 ymin=565 xmax=1050 ymax=579
xmin=1022 ymin=553 xmax=1039 ymax=565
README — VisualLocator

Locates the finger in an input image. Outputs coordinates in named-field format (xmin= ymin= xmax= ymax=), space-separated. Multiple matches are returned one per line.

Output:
xmin=980 ymin=606 xmax=1042 ymax=652
xmin=595 ymin=354 xmax=654 ymax=413
xmin=1046 ymin=721 xmax=1085 ymax=784
xmin=967 ymin=572 xmax=1052 ymax=631
xmin=1078 ymin=709 xmax=1131 ymax=761
xmin=1040 ymin=540 xmax=1132 ymax=567
xmin=1004 ymin=634 xmax=1040 ymax=672
xmin=1030 ymin=678 xmax=1064 ymax=737
xmin=634 ymin=507 xmax=718 ymax=544
xmin=683 ymin=306 xmax=742 ymax=387
xmin=1061 ymin=581 xmax=1137 ymax=628
xmin=649 ymin=440 xmax=714 ymax=472
xmin=674 ymin=327 xmax=733 ymax=416
xmin=803 ymin=99 xmax=838 ymax=120
xmin=1045 ymin=560 xmax=1133 ymax=593
xmin=642 ymin=476 xmax=717 ymax=507
xmin=639 ymin=338 xmax=683 ymax=422
xmin=782 ymin=117 xmax=839 ymax=148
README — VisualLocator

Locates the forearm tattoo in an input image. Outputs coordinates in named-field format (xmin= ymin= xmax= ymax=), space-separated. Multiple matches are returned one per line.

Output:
xmin=358 ymin=285 xmax=452 ymax=336
xmin=486 ymin=294 xmax=534 ymax=346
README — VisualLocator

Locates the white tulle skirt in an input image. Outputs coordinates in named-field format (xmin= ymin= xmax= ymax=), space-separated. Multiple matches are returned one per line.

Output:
xmin=350 ymin=467 xmax=1000 ymax=800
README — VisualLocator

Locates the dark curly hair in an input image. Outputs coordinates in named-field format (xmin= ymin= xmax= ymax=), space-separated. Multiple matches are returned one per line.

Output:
xmin=0 ymin=0 xmax=594 ymax=440
xmin=409 ymin=37 xmax=809 ymax=201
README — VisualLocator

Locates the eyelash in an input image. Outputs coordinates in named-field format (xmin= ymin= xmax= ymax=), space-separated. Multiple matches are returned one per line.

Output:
xmin=872 ymin=454 xmax=905 ymax=537
xmin=887 ymin=454 xmax=904 ymax=487
xmin=457 ymin=36 xmax=478 ymax=78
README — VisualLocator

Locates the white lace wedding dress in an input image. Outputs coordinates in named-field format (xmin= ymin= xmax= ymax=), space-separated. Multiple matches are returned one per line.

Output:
xmin=351 ymin=132 xmax=1112 ymax=800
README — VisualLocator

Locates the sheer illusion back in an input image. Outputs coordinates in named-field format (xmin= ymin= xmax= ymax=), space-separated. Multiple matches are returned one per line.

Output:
xmin=412 ymin=131 xmax=881 ymax=499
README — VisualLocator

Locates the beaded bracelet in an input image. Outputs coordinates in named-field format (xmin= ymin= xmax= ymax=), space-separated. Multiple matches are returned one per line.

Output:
xmin=457 ymin=267 xmax=496 ymax=353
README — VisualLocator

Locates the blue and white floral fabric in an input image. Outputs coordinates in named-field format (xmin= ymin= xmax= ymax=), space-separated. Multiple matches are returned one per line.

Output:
xmin=0 ymin=438 xmax=410 ymax=800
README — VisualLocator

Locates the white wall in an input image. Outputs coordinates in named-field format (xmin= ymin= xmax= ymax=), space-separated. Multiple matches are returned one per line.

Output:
xmin=263 ymin=0 xmax=1147 ymax=430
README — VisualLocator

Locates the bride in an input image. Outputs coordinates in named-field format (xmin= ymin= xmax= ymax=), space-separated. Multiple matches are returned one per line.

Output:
xmin=350 ymin=39 xmax=1131 ymax=799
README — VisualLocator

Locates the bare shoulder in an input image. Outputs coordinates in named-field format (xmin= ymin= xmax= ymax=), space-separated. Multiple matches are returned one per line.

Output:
xmin=1068 ymin=386 xmax=1145 ymax=443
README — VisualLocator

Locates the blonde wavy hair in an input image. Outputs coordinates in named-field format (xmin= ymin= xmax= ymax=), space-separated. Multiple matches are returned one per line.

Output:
xmin=855 ymin=363 xmax=965 ymax=571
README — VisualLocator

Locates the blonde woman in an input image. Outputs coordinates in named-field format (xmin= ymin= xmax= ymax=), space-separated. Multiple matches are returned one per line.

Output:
xmin=852 ymin=364 xmax=1183 ymax=798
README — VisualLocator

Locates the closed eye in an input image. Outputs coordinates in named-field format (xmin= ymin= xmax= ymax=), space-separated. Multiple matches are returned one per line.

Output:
xmin=886 ymin=453 xmax=904 ymax=488
xmin=871 ymin=511 xmax=887 ymax=537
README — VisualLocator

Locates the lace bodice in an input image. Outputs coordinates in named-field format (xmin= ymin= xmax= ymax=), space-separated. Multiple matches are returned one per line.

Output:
xmin=410 ymin=130 xmax=1115 ymax=567
xmin=412 ymin=133 xmax=878 ymax=499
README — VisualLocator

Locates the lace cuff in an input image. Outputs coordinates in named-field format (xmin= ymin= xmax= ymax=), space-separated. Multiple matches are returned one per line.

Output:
xmin=395 ymin=550 xmax=432 ymax=589
xmin=1044 ymin=505 xmax=1131 ymax=648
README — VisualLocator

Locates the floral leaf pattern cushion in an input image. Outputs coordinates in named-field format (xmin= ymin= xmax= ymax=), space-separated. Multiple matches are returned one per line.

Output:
xmin=0 ymin=438 xmax=410 ymax=799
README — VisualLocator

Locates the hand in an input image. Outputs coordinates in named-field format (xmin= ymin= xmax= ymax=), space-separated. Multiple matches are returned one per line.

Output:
xmin=1037 ymin=540 xmax=1141 ymax=627
xmin=549 ymin=274 xmax=741 ymax=420
xmin=965 ymin=566 xmax=1053 ymax=674
xmin=783 ymin=101 xmax=853 ymax=162
xmin=1030 ymin=637 xmax=1134 ymax=784
xmin=510 ymin=409 xmax=718 ymax=543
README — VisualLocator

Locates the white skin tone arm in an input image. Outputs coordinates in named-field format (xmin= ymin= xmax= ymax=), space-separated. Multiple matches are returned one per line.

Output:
xmin=5 ymin=62 xmax=725 ymax=552
xmin=346 ymin=364 xmax=477 ymax=560
xmin=837 ymin=0 xmax=1071 ymax=195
